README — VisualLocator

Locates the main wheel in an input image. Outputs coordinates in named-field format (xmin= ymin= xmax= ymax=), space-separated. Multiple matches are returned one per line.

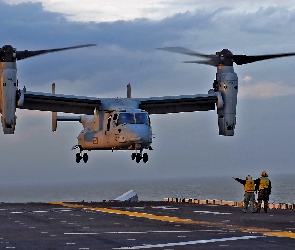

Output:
xmin=131 ymin=152 xmax=136 ymax=160
xmin=136 ymin=153 xmax=142 ymax=163
xmin=83 ymin=153 xmax=89 ymax=163
xmin=76 ymin=153 xmax=82 ymax=163
xmin=143 ymin=153 xmax=148 ymax=163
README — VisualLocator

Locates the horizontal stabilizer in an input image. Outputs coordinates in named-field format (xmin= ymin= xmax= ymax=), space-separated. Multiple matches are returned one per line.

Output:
xmin=52 ymin=114 xmax=81 ymax=132
xmin=57 ymin=116 xmax=81 ymax=121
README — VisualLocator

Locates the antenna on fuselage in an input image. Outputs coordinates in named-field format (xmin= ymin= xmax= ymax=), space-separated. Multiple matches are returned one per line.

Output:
xmin=127 ymin=83 xmax=131 ymax=98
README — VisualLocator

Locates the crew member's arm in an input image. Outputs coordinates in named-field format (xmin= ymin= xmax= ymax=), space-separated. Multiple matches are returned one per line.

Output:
xmin=233 ymin=178 xmax=246 ymax=185
xmin=268 ymin=180 xmax=272 ymax=195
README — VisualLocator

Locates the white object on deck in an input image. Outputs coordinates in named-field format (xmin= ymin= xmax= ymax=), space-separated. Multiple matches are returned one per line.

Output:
xmin=115 ymin=190 xmax=138 ymax=202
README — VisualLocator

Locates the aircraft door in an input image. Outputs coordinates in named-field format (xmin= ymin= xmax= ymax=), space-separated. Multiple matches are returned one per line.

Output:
xmin=107 ymin=115 xmax=112 ymax=131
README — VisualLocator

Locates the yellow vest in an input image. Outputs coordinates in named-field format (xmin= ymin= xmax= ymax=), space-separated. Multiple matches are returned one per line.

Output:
xmin=259 ymin=177 xmax=270 ymax=190
xmin=244 ymin=180 xmax=255 ymax=192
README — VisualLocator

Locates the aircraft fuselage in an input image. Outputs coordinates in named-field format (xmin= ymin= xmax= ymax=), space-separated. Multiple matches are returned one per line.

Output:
xmin=75 ymin=112 xmax=153 ymax=163
xmin=78 ymin=123 xmax=152 ymax=151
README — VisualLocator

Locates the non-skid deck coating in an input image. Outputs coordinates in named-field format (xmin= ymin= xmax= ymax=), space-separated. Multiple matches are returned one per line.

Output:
xmin=0 ymin=201 xmax=295 ymax=249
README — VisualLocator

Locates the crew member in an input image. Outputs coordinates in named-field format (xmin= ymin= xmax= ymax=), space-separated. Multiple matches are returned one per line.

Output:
xmin=256 ymin=171 xmax=271 ymax=213
xmin=233 ymin=175 xmax=256 ymax=213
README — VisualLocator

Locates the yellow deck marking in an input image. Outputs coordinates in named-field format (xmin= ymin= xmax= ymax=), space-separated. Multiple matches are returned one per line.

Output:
xmin=262 ymin=231 xmax=295 ymax=239
xmin=48 ymin=202 xmax=295 ymax=239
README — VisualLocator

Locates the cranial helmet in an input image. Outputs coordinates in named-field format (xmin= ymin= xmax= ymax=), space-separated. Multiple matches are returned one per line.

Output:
xmin=246 ymin=175 xmax=252 ymax=180
xmin=261 ymin=171 xmax=267 ymax=177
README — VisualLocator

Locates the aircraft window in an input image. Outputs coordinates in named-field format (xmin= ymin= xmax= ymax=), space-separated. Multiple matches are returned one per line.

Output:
xmin=135 ymin=113 xmax=149 ymax=125
xmin=117 ymin=113 xmax=135 ymax=125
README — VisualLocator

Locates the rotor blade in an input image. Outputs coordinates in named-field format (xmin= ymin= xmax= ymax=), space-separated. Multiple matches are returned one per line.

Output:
xmin=233 ymin=52 xmax=295 ymax=65
xmin=184 ymin=60 xmax=217 ymax=66
xmin=15 ymin=44 xmax=96 ymax=60
xmin=157 ymin=47 xmax=212 ymax=58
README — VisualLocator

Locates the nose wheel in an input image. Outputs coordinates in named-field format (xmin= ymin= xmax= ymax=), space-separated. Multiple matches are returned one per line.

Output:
xmin=76 ymin=152 xmax=88 ymax=163
xmin=131 ymin=151 xmax=148 ymax=163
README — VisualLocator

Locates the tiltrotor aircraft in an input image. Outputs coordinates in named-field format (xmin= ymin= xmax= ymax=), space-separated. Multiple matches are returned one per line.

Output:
xmin=19 ymin=82 xmax=218 ymax=163
xmin=11 ymin=47 xmax=295 ymax=163
xmin=0 ymin=43 xmax=95 ymax=134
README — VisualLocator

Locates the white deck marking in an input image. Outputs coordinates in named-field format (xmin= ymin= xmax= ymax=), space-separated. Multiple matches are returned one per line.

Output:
xmin=152 ymin=206 xmax=179 ymax=210
xmin=113 ymin=236 xmax=264 ymax=249
xmin=194 ymin=210 xmax=232 ymax=215
xmin=104 ymin=231 xmax=192 ymax=234
xmin=64 ymin=233 xmax=99 ymax=235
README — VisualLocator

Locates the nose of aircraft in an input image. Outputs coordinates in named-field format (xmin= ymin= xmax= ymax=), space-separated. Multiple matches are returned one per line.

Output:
xmin=126 ymin=124 xmax=152 ymax=145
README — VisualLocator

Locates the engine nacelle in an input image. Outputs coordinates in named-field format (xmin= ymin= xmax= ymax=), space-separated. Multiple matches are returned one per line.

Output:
xmin=1 ymin=115 xmax=16 ymax=134
xmin=215 ymin=66 xmax=238 ymax=136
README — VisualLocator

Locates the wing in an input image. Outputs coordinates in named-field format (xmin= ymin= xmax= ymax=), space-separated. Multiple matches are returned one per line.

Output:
xmin=138 ymin=93 xmax=217 ymax=114
xmin=18 ymin=91 xmax=102 ymax=115
xmin=18 ymin=91 xmax=217 ymax=115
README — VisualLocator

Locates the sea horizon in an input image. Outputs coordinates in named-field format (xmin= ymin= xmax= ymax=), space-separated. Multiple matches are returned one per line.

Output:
xmin=0 ymin=174 xmax=293 ymax=204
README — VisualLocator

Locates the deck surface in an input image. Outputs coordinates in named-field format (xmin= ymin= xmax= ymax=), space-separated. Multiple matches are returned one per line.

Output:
xmin=0 ymin=201 xmax=295 ymax=249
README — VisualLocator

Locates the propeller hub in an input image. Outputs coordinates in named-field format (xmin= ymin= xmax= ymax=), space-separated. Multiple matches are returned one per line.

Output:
xmin=0 ymin=45 xmax=16 ymax=62
xmin=215 ymin=49 xmax=234 ymax=66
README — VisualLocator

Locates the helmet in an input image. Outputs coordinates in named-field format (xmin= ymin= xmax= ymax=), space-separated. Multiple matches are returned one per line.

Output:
xmin=261 ymin=171 xmax=267 ymax=177
xmin=246 ymin=175 xmax=252 ymax=180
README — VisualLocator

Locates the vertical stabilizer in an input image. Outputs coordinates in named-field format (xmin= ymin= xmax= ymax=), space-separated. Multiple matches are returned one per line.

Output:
xmin=52 ymin=83 xmax=57 ymax=132
xmin=127 ymin=83 xmax=131 ymax=98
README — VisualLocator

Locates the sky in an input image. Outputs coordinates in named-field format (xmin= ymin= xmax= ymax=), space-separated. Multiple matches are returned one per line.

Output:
xmin=0 ymin=0 xmax=295 ymax=185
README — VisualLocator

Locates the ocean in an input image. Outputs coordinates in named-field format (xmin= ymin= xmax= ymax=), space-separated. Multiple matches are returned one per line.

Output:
xmin=0 ymin=174 xmax=293 ymax=204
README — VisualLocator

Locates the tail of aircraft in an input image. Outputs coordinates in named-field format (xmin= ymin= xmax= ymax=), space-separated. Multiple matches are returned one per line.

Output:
xmin=52 ymin=113 xmax=80 ymax=132
xmin=51 ymin=83 xmax=80 ymax=132
xmin=127 ymin=83 xmax=131 ymax=98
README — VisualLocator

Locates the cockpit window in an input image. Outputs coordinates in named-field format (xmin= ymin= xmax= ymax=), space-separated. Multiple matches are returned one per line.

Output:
xmin=135 ymin=113 xmax=149 ymax=125
xmin=117 ymin=113 xmax=135 ymax=125
xmin=117 ymin=112 xmax=150 ymax=126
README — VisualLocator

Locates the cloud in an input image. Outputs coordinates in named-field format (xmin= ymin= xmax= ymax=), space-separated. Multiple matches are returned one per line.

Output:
xmin=243 ymin=76 xmax=252 ymax=82
xmin=4 ymin=0 xmax=295 ymax=23
xmin=240 ymin=81 xmax=295 ymax=99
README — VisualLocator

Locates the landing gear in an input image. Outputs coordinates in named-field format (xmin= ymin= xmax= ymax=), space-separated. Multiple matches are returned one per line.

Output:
xmin=76 ymin=152 xmax=88 ymax=163
xmin=136 ymin=153 xmax=142 ymax=163
xmin=82 ymin=153 xmax=89 ymax=163
xmin=131 ymin=150 xmax=148 ymax=163
xmin=76 ymin=153 xmax=82 ymax=163
xmin=143 ymin=153 xmax=148 ymax=163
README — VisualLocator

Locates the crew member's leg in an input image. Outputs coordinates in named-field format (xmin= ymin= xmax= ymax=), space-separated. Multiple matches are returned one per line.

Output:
xmin=263 ymin=190 xmax=269 ymax=213
xmin=249 ymin=193 xmax=255 ymax=212
xmin=243 ymin=193 xmax=249 ymax=213
xmin=257 ymin=191 xmax=263 ymax=213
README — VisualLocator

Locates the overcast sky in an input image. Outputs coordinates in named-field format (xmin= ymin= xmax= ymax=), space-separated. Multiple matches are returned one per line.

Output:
xmin=0 ymin=0 xmax=295 ymax=184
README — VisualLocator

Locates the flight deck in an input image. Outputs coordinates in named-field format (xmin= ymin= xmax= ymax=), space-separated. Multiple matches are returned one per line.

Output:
xmin=0 ymin=201 xmax=295 ymax=249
